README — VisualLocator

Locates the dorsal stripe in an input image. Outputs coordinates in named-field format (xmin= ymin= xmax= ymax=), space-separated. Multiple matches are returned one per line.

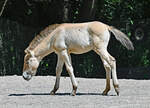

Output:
xmin=26 ymin=24 xmax=60 ymax=51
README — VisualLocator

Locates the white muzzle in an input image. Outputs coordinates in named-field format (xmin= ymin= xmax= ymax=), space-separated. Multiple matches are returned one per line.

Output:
xmin=23 ymin=72 xmax=32 ymax=81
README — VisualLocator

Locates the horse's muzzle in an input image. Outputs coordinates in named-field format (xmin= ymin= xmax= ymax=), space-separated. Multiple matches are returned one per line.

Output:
xmin=22 ymin=72 xmax=32 ymax=81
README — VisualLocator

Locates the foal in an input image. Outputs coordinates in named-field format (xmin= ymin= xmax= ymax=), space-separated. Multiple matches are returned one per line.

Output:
xmin=22 ymin=21 xmax=134 ymax=96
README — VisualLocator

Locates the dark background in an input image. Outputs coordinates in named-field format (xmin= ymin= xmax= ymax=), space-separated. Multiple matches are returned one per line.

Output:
xmin=0 ymin=0 xmax=150 ymax=79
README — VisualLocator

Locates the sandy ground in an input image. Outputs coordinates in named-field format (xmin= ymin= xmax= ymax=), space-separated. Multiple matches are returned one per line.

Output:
xmin=0 ymin=76 xmax=150 ymax=108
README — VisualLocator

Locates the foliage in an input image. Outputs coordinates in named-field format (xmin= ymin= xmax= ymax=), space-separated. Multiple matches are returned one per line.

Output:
xmin=96 ymin=0 xmax=150 ymax=68
xmin=0 ymin=0 xmax=150 ymax=77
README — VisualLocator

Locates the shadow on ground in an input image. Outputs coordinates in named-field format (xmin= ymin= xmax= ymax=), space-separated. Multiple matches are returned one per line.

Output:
xmin=8 ymin=93 xmax=116 ymax=96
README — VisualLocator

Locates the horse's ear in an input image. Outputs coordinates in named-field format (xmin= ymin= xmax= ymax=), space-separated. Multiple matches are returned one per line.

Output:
xmin=24 ymin=49 xmax=29 ymax=54
xmin=24 ymin=48 xmax=30 ymax=54
xmin=29 ymin=50 xmax=35 ymax=57
xmin=24 ymin=49 xmax=34 ymax=57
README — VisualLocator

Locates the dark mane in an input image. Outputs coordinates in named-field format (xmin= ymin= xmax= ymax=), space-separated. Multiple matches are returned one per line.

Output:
xmin=26 ymin=24 xmax=60 ymax=51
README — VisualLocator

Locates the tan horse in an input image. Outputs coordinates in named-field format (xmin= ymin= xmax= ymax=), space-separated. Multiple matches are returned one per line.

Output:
xmin=22 ymin=21 xmax=134 ymax=96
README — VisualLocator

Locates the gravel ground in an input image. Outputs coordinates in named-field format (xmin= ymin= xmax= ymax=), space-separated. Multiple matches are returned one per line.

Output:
xmin=0 ymin=76 xmax=150 ymax=108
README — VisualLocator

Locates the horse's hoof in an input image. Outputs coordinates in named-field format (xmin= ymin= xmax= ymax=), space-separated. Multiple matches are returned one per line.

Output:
xmin=102 ymin=89 xmax=110 ymax=96
xmin=70 ymin=86 xmax=77 ymax=96
xmin=50 ymin=91 xmax=55 ymax=95
xmin=102 ymin=91 xmax=108 ymax=96
xmin=70 ymin=93 xmax=76 ymax=96
xmin=114 ymin=85 xmax=119 ymax=96
xmin=116 ymin=90 xmax=119 ymax=96
xmin=70 ymin=91 xmax=76 ymax=96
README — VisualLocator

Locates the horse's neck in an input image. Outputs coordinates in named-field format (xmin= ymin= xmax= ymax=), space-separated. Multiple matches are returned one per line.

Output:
xmin=33 ymin=44 xmax=53 ymax=60
xmin=31 ymin=30 xmax=55 ymax=60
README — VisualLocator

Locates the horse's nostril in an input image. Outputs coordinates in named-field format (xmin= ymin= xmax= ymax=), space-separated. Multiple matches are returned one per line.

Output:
xmin=23 ymin=75 xmax=28 ymax=80
xmin=22 ymin=72 xmax=32 ymax=81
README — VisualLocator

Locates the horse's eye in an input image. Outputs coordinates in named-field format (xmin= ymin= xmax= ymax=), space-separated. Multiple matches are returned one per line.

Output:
xmin=26 ymin=61 xmax=29 ymax=65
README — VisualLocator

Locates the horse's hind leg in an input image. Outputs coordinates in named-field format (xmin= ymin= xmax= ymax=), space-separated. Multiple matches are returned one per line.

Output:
xmin=50 ymin=54 xmax=64 ymax=95
xmin=95 ymin=48 xmax=119 ymax=96
xmin=101 ymin=59 xmax=111 ymax=95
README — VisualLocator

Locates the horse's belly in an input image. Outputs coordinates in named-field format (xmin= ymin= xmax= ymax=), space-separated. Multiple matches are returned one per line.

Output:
xmin=66 ymin=35 xmax=93 ymax=54
xmin=64 ymin=27 xmax=93 ymax=54
xmin=68 ymin=45 xmax=93 ymax=54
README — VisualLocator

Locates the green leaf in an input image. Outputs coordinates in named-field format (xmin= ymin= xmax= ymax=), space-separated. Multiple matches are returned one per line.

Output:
xmin=12 ymin=56 xmax=15 ymax=60
xmin=46 ymin=63 xmax=48 ymax=67
xmin=130 ymin=20 xmax=134 ymax=25
xmin=128 ymin=32 xmax=131 ymax=37
xmin=75 ymin=11 xmax=78 ymax=15
xmin=10 ymin=46 xmax=14 ymax=52
xmin=27 ymin=9 xmax=32 ymax=15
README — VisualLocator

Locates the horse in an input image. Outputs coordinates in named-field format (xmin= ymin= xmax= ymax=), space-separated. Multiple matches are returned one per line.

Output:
xmin=22 ymin=21 xmax=134 ymax=96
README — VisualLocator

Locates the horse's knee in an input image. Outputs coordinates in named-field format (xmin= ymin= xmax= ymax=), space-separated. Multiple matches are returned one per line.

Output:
xmin=104 ymin=62 xmax=111 ymax=71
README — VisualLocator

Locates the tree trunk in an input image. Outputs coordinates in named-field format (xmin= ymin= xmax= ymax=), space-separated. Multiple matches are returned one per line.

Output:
xmin=63 ymin=0 xmax=70 ymax=22
xmin=77 ymin=0 xmax=98 ymax=22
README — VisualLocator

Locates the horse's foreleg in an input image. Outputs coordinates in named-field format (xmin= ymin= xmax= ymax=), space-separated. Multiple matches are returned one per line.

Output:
xmin=61 ymin=50 xmax=78 ymax=96
xmin=50 ymin=55 xmax=64 ymax=95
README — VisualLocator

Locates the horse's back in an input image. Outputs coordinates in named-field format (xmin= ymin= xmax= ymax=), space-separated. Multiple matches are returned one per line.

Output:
xmin=52 ymin=23 xmax=93 ymax=54
xmin=52 ymin=21 xmax=109 ymax=54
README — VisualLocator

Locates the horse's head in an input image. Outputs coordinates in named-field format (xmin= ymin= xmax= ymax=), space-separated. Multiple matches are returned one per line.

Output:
xmin=22 ymin=49 xmax=40 ymax=81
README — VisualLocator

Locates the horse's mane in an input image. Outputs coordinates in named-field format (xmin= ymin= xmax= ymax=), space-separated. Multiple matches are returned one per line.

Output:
xmin=25 ymin=24 xmax=60 ymax=51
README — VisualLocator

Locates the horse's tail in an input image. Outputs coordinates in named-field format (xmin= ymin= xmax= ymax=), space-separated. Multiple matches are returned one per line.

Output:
xmin=108 ymin=26 xmax=134 ymax=50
